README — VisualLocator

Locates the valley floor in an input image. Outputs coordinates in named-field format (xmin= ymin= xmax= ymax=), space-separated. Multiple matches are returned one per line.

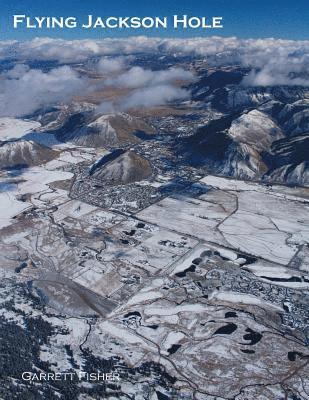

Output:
xmin=0 ymin=140 xmax=308 ymax=399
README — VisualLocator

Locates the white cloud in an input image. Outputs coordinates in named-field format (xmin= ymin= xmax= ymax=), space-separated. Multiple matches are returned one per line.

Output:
xmin=0 ymin=37 xmax=162 ymax=63
xmin=1 ymin=36 xmax=307 ymax=70
xmin=96 ymin=65 xmax=194 ymax=112
xmin=0 ymin=57 xmax=193 ymax=117
xmin=242 ymin=68 xmax=309 ymax=87
xmin=241 ymin=50 xmax=309 ymax=87
xmin=5 ymin=63 xmax=30 ymax=78
xmin=121 ymin=84 xmax=189 ymax=108
xmin=160 ymin=37 xmax=309 ymax=86
xmin=98 ymin=84 xmax=189 ymax=112
xmin=0 ymin=65 xmax=89 ymax=117
xmin=105 ymin=66 xmax=194 ymax=88
xmin=0 ymin=37 xmax=307 ymax=117
xmin=96 ymin=56 xmax=126 ymax=73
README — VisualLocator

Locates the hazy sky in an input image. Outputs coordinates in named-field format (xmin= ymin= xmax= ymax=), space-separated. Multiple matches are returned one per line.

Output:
xmin=0 ymin=0 xmax=308 ymax=40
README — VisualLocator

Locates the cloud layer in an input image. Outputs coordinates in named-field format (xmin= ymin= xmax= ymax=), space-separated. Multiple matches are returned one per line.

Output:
xmin=0 ymin=36 xmax=307 ymax=117
xmin=0 ymin=36 xmax=308 ymax=87
xmin=96 ymin=56 xmax=125 ymax=74
xmin=0 ymin=64 xmax=88 ymax=117
xmin=105 ymin=66 xmax=194 ymax=88
xmin=97 ymin=66 xmax=194 ymax=112
xmin=97 ymin=84 xmax=189 ymax=113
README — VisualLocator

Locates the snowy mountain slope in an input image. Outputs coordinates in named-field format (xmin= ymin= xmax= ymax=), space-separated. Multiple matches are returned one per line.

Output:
xmin=90 ymin=150 xmax=152 ymax=185
xmin=182 ymin=65 xmax=309 ymax=185
xmin=228 ymin=110 xmax=283 ymax=152
xmin=54 ymin=112 xmax=154 ymax=148
xmin=0 ymin=140 xmax=58 ymax=169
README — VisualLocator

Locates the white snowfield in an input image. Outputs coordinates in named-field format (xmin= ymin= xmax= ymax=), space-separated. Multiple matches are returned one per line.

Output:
xmin=138 ymin=175 xmax=309 ymax=265
xmin=163 ymin=331 xmax=185 ymax=351
xmin=0 ymin=191 xmax=31 ymax=229
xmin=0 ymin=117 xmax=40 ymax=141
xmin=0 ymin=167 xmax=73 ymax=229
xmin=209 ymin=291 xmax=284 ymax=312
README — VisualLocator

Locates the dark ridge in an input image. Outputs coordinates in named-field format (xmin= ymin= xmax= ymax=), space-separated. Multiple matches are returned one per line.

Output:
xmin=200 ymin=250 xmax=212 ymax=258
xmin=123 ymin=229 xmax=136 ymax=237
xmin=191 ymin=69 xmax=246 ymax=101
xmin=158 ymin=179 xmax=188 ymax=196
xmin=192 ymin=257 xmax=202 ymax=265
xmin=260 ymin=276 xmax=302 ymax=283
xmin=243 ymin=328 xmax=263 ymax=345
xmin=167 ymin=344 xmax=182 ymax=355
xmin=89 ymin=148 xmax=125 ymax=175
xmin=137 ymin=362 xmax=177 ymax=384
xmin=147 ymin=325 xmax=159 ymax=330
xmin=156 ymin=391 xmax=170 ymax=400
xmin=55 ymin=111 xmax=90 ymax=134
xmin=64 ymin=344 xmax=79 ymax=369
xmin=225 ymin=312 xmax=237 ymax=318
xmin=236 ymin=254 xmax=257 ymax=265
xmin=241 ymin=349 xmax=255 ymax=354
xmin=265 ymin=134 xmax=309 ymax=172
xmin=283 ymin=303 xmax=290 ymax=313
xmin=214 ymin=323 xmax=237 ymax=335
xmin=287 ymin=351 xmax=305 ymax=362
xmin=175 ymin=264 xmax=196 ymax=278
xmin=277 ymin=104 xmax=308 ymax=125
xmin=15 ymin=262 xmax=28 ymax=274
xmin=178 ymin=114 xmax=237 ymax=167
xmin=17 ymin=194 xmax=29 ymax=202
xmin=1 ymin=163 xmax=29 ymax=171
xmin=133 ymin=130 xmax=155 ymax=140
xmin=123 ymin=311 xmax=141 ymax=319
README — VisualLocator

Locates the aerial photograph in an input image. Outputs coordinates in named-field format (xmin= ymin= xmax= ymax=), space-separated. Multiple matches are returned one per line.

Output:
xmin=0 ymin=0 xmax=308 ymax=399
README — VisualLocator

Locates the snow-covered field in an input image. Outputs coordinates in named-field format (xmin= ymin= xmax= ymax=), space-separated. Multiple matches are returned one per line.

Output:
xmin=138 ymin=175 xmax=309 ymax=265
xmin=0 ymin=117 xmax=40 ymax=141
xmin=1 ymin=153 xmax=308 ymax=400
xmin=0 ymin=167 xmax=73 ymax=229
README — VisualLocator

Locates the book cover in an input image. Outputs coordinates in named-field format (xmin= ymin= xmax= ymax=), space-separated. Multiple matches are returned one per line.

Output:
xmin=0 ymin=1 xmax=308 ymax=399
